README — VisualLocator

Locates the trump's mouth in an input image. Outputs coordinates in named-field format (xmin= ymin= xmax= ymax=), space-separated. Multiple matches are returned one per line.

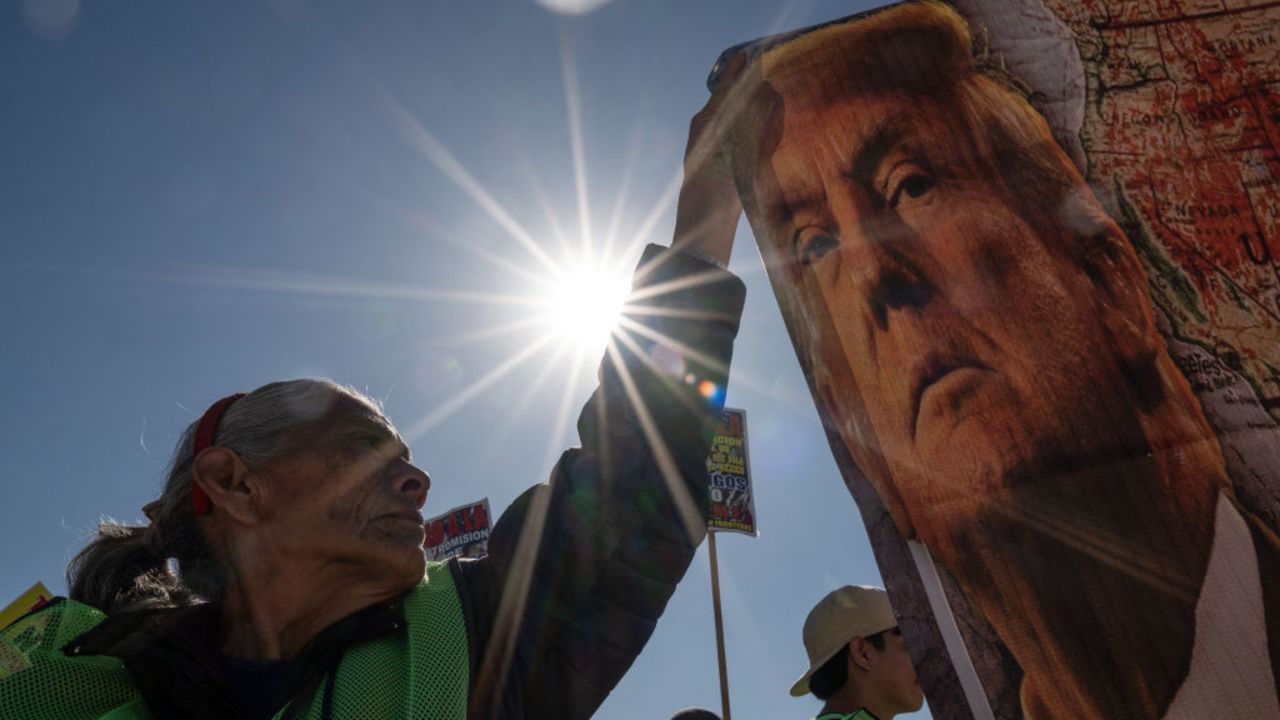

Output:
xmin=909 ymin=352 xmax=990 ymax=439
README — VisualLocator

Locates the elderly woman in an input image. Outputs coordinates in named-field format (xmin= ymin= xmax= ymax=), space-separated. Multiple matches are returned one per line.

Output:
xmin=0 ymin=104 xmax=744 ymax=719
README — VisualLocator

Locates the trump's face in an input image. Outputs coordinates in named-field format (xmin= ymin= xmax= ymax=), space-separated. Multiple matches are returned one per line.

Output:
xmin=737 ymin=79 xmax=1145 ymax=540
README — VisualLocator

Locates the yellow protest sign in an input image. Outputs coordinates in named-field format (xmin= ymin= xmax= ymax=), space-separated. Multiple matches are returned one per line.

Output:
xmin=0 ymin=583 xmax=53 ymax=631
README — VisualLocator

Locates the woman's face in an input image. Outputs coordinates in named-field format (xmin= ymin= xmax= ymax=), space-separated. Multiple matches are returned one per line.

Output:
xmin=250 ymin=394 xmax=432 ymax=591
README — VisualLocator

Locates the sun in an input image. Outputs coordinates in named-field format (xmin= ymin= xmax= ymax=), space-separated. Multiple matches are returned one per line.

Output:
xmin=539 ymin=257 xmax=633 ymax=355
xmin=368 ymin=30 xmax=704 ymax=443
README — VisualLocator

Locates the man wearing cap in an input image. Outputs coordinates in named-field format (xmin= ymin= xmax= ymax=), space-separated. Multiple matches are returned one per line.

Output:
xmin=791 ymin=586 xmax=924 ymax=720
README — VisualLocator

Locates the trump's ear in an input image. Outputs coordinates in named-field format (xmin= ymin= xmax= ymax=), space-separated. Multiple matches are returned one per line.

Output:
xmin=1065 ymin=189 xmax=1162 ymax=373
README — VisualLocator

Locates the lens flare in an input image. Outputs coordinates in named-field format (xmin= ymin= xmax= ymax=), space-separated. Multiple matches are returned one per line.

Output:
xmin=534 ymin=0 xmax=614 ymax=16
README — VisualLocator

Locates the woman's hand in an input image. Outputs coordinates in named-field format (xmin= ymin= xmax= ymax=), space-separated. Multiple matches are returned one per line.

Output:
xmin=672 ymin=67 xmax=744 ymax=267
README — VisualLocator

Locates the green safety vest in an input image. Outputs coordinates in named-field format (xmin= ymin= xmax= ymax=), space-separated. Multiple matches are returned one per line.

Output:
xmin=0 ymin=561 xmax=469 ymax=719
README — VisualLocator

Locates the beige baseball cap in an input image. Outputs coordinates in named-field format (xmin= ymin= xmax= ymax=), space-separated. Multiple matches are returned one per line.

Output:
xmin=789 ymin=585 xmax=898 ymax=697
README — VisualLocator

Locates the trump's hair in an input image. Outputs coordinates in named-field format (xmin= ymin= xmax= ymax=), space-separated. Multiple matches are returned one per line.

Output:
xmin=722 ymin=0 xmax=1093 ymax=277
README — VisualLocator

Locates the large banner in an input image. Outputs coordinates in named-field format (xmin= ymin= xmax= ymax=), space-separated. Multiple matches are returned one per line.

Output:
xmin=423 ymin=498 xmax=493 ymax=562
xmin=706 ymin=407 xmax=757 ymax=536
xmin=707 ymin=1 xmax=1280 ymax=717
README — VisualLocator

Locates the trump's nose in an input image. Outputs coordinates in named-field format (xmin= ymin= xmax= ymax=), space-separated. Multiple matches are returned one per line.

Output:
xmin=845 ymin=229 xmax=933 ymax=332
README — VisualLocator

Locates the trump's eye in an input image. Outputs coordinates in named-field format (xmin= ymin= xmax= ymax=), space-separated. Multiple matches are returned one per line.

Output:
xmin=883 ymin=162 xmax=936 ymax=208
xmin=796 ymin=229 xmax=839 ymax=267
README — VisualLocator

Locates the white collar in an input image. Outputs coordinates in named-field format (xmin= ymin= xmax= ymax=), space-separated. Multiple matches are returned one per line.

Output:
xmin=1164 ymin=491 xmax=1279 ymax=718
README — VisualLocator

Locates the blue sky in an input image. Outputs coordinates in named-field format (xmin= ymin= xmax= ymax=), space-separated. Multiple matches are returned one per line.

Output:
xmin=0 ymin=1 xmax=931 ymax=717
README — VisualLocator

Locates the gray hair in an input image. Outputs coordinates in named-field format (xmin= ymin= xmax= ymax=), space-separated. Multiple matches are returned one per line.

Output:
xmin=67 ymin=378 xmax=379 ymax=614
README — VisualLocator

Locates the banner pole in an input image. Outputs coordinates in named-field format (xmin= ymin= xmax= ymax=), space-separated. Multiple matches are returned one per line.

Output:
xmin=708 ymin=531 xmax=732 ymax=720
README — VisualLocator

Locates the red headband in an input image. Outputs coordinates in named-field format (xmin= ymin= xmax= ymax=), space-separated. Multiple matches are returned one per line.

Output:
xmin=191 ymin=392 xmax=246 ymax=516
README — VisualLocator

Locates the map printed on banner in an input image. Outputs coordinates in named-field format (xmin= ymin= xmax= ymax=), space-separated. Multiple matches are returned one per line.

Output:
xmin=952 ymin=0 xmax=1280 ymax=443
xmin=423 ymin=498 xmax=492 ymax=561
xmin=706 ymin=408 xmax=756 ymax=536
xmin=1047 ymin=0 xmax=1280 ymax=422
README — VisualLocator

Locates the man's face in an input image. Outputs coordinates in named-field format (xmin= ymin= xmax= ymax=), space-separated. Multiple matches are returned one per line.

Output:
xmin=865 ymin=629 xmax=925 ymax=715
xmin=254 ymin=394 xmax=431 ymax=589
xmin=738 ymin=81 xmax=1136 ymax=539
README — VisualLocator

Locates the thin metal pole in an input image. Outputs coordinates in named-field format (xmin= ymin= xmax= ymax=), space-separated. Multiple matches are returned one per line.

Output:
xmin=708 ymin=531 xmax=732 ymax=720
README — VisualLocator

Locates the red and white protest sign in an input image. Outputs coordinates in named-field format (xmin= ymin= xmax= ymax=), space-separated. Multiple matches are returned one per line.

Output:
xmin=423 ymin=498 xmax=493 ymax=561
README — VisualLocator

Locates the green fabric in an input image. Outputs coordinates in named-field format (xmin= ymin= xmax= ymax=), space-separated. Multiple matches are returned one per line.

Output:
xmin=286 ymin=560 xmax=469 ymax=720
xmin=813 ymin=710 xmax=877 ymax=720
xmin=0 ymin=561 xmax=469 ymax=719
xmin=0 ymin=596 xmax=138 ymax=719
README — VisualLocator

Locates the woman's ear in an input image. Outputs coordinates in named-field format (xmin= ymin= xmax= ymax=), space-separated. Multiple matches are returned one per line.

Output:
xmin=193 ymin=447 xmax=261 ymax=524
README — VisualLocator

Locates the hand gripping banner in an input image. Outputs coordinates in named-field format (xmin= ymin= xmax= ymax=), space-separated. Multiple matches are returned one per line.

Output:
xmin=705 ymin=1 xmax=1280 ymax=717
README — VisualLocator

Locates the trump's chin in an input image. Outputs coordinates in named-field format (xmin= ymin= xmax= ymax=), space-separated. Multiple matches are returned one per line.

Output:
xmin=912 ymin=371 xmax=1022 ymax=459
